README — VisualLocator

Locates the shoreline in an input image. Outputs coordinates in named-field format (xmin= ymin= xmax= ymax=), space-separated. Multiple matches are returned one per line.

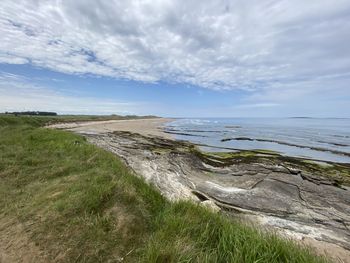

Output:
xmin=2 ymin=115 xmax=335 ymax=263
xmin=50 ymin=117 xmax=350 ymax=164
xmin=50 ymin=119 xmax=350 ymax=262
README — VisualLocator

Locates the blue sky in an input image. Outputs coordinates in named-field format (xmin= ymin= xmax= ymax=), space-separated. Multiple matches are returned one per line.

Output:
xmin=0 ymin=0 xmax=349 ymax=117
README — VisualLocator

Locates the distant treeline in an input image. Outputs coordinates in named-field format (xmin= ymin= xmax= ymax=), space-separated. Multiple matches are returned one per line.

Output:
xmin=5 ymin=111 xmax=58 ymax=116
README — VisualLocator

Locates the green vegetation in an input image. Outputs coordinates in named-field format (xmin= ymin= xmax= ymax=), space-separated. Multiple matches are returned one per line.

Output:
xmin=300 ymin=160 xmax=350 ymax=186
xmin=190 ymin=148 xmax=264 ymax=167
xmin=0 ymin=113 xmax=157 ymax=127
xmin=194 ymin=148 xmax=287 ymax=160
xmin=0 ymin=115 xmax=328 ymax=262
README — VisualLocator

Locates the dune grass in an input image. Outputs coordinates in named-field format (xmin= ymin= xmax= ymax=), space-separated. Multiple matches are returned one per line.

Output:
xmin=0 ymin=115 xmax=328 ymax=262
xmin=0 ymin=113 xmax=156 ymax=127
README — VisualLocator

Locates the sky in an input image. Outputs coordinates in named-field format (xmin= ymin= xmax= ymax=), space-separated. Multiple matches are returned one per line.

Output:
xmin=0 ymin=0 xmax=349 ymax=117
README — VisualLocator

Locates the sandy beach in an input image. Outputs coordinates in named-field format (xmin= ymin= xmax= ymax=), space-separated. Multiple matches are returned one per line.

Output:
xmin=48 ymin=118 xmax=174 ymax=139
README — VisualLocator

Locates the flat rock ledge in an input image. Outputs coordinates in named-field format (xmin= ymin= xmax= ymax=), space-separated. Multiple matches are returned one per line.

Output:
xmin=75 ymin=130 xmax=350 ymax=262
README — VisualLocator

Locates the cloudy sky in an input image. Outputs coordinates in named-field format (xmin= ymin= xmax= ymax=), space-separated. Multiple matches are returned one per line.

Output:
xmin=0 ymin=0 xmax=349 ymax=117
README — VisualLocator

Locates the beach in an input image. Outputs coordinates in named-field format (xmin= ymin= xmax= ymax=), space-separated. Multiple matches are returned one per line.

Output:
xmin=49 ymin=117 xmax=174 ymax=139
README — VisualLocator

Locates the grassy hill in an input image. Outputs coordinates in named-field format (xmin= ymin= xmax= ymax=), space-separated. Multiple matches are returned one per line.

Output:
xmin=0 ymin=115 xmax=327 ymax=262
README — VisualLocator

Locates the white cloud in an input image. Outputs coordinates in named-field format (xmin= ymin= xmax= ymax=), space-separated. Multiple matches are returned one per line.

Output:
xmin=0 ymin=72 xmax=140 ymax=114
xmin=0 ymin=0 xmax=349 ymax=93
xmin=0 ymin=54 xmax=28 ymax=64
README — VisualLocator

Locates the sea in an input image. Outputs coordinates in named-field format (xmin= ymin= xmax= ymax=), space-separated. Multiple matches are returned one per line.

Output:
xmin=164 ymin=118 xmax=350 ymax=164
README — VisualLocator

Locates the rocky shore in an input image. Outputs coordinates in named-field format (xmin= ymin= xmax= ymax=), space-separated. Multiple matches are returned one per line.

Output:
xmin=50 ymin=119 xmax=350 ymax=262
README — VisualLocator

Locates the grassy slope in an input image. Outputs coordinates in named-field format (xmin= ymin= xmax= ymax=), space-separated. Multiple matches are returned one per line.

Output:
xmin=0 ymin=116 xmax=327 ymax=262
xmin=0 ymin=113 xmax=157 ymax=126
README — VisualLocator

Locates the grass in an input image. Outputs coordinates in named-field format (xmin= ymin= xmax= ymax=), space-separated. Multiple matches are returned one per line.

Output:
xmin=141 ymin=203 xmax=327 ymax=263
xmin=0 ymin=113 xmax=157 ymax=127
xmin=0 ymin=115 xmax=328 ymax=262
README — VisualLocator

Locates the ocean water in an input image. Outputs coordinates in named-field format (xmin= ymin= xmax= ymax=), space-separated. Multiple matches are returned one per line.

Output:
xmin=165 ymin=118 xmax=350 ymax=164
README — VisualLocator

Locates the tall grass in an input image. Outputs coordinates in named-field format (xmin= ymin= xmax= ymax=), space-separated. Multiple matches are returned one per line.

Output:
xmin=141 ymin=202 xmax=326 ymax=263
xmin=0 ymin=116 xmax=328 ymax=262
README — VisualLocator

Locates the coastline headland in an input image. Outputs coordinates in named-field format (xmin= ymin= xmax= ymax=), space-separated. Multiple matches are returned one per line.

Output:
xmin=50 ymin=118 xmax=350 ymax=262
